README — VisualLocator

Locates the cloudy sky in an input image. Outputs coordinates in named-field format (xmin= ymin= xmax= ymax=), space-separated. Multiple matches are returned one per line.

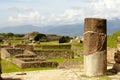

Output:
xmin=0 ymin=0 xmax=120 ymax=28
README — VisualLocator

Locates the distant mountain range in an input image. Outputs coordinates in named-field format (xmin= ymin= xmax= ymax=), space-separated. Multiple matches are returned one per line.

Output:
xmin=0 ymin=19 xmax=120 ymax=36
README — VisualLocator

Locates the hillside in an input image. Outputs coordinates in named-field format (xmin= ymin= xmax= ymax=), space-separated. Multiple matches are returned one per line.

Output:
xmin=0 ymin=19 xmax=120 ymax=36
xmin=107 ymin=30 xmax=120 ymax=47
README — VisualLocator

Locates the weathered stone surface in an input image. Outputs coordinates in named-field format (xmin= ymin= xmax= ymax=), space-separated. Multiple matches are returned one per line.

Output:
xmin=84 ymin=18 xmax=107 ymax=76
xmin=118 ymin=37 xmax=120 ymax=44
xmin=84 ymin=18 xmax=106 ymax=34
xmin=35 ymin=50 xmax=74 ymax=58
xmin=25 ymin=45 xmax=34 ymax=51
xmin=0 ymin=51 xmax=2 ymax=79
xmin=84 ymin=33 xmax=106 ymax=55
xmin=84 ymin=18 xmax=107 ymax=55
xmin=117 ymin=37 xmax=120 ymax=51
xmin=114 ymin=50 xmax=120 ymax=63
xmin=84 ymin=51 xmax=107 ymax=76
xmin=113 ymin=63 xmax=120 ymax=72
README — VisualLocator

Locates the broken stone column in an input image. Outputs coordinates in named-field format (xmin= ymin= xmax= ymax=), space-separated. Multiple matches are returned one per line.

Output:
xmin=113 ymin=37 xmax=120 ymax=72
xmin=84 ymin=18 xmax=107 ymax=76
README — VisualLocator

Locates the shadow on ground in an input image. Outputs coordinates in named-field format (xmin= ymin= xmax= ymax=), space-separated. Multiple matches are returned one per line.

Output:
xmin=107 ymin=68 xmax=118 ymax=75
xmin=2 ymin=78 xmax=22 ymax=80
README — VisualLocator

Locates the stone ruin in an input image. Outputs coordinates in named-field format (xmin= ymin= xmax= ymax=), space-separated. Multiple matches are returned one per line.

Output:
xmin=0 ymin=52 xmax=1 ymax=79
xmin=84 ymin=18 xmax=107 ymax=76
xmin=0 ymin=45 xmax=59 ymax=69
xmin=0 ymin=44 xmax=74 ymax=70
xmin=13 ymin=53 xmax=58 ymax=68
xmin=113 ymin=37 xmax=120 ymax=72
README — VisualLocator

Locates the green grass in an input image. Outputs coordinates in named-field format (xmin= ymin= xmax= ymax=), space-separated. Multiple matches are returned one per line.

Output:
xmin=1 ymin=59 xmax=21 ymax=73
xmin=97 ymin=76 xmax=112 ymax=80
xmin=98 ymin=77 xmax=111 ymax=80
xmin=107 ymin=30 xmax=120 ymax=48
xmin=38 ymin=41 xmax=70 ymax=45
xmin=70 ymin=56 xmax=84 ymax=62
xmin=5 ymin=38 xmax=22 ymax=43
xmin=47 ymin=56 xmax=84 ymax=63
xmin=47 ymin=58 xmax=67 ymax=63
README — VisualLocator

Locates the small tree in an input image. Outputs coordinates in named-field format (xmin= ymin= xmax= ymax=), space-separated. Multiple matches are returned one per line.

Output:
xmin=59 ymin=36 xmax=71 ymax=43
xmin=7 ymin=32 xmax=14 ymax=38
xmin=34 ymin=33 xmax=48 ymax=42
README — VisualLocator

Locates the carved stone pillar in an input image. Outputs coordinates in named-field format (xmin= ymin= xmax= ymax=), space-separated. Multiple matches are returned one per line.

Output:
xmin=84 ymin=18 xmax=107 ymax=76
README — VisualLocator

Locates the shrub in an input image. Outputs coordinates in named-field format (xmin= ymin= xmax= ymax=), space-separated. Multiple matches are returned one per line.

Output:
xmin=34 ymin=34 xmax=48 ymax=42
xmin=59 ymin=36 xmax=71 ymax=43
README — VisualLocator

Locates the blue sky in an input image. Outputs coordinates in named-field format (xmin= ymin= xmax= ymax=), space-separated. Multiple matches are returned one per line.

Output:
xmin=0 ymin=0 xmax=120 ymax=27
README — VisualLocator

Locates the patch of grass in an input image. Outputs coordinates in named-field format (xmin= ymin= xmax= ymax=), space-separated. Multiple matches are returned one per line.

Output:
xmin=47 ymin=58 xmax=67 ymax=63
xmin=1 ymin=59 xmax=21 ymax=73
xmin=80 ymin=75 xmax=111 ymax=80
xmin=97 ymin=76 xmax=112 ymax=80
xmin=47 ymin=56 xmax=84 ymax=64
xmin=69 ymin=56 xmax=84 ymax=62
xmin=107 ymin=30 xmax=120 ymax=48
xmin=22 ymin=67 xmax=55 ymax=71
xmin=5 ymin=38 xmax=22 ymax=43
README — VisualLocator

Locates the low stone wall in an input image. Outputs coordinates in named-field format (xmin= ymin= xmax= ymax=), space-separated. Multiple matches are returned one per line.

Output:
xmin=6 ymin=48 xmax=24 ymax=56
xmin=14 ymin=54 xmax=37 ymax=58
xmin=1 ymin=48 xmax=11 ymax=59
xmin=34 ymin=44 xmax=71 ymax=49
xmin=34 ymin=50 xmax=74 ymax=58
xmin=13 ymin=44 xmax=26 ymax=49
xmin=13 ymin=58 xmax=58 ymax=68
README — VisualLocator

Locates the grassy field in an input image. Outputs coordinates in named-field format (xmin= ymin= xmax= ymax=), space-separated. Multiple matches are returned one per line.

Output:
xmin=107 ymin=30 xmax=120 ymax=48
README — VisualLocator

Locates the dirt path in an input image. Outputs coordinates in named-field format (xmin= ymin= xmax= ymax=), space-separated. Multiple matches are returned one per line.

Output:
xmin=2 ymin=67 xmax=120 ymax=80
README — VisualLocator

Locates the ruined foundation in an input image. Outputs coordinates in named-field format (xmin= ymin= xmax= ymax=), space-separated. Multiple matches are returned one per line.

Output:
xmin=84 ymin=18 xmax=107 ymax=76
xmin=0 ymin=52 xmax=1 ymax=79
xmin=113 ymin=37 xmax=120 ymax=72
xmin=117 ymin=37 xmax=120 ymax=51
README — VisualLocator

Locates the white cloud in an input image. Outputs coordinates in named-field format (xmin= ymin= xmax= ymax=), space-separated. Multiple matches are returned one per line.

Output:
xmin=8 ymin=0 xmax=120 ymax=26
xmin=8 ymin=6 xmax=34 ymax=12
xmin=8 ymin=11 xmax=46 ymax=25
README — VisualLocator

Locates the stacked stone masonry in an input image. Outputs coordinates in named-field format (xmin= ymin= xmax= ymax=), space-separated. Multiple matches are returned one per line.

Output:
xmin=13 ymin=54 xmax=58 ymax=69
xmin=113 ymin=37 xmax=120 ymax=72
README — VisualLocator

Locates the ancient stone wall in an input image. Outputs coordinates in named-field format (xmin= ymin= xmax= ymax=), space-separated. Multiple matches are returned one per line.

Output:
xmin=113 ymin=37 xmax=120 ymax=72
xmin=34 ymin=50 xmax=74 ymax=58
xmin=0 ymin=50 xmax=1 ymax=79
xmin=34 ymin=44 xmax=71 ymax=50
xmin=117 ymin=37 xmax=120 ymax=51
xmin=6 ymin=48 xmax=24 ymax=56
xmin=13 ymin=58 xmax=58 ymax=68
xmin=1 ymin=48 xmax=24 ymax=59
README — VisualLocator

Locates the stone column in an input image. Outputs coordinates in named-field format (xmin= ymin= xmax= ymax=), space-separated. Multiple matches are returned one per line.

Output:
xmin=84 ymin=18 xmax=107 ymax=76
